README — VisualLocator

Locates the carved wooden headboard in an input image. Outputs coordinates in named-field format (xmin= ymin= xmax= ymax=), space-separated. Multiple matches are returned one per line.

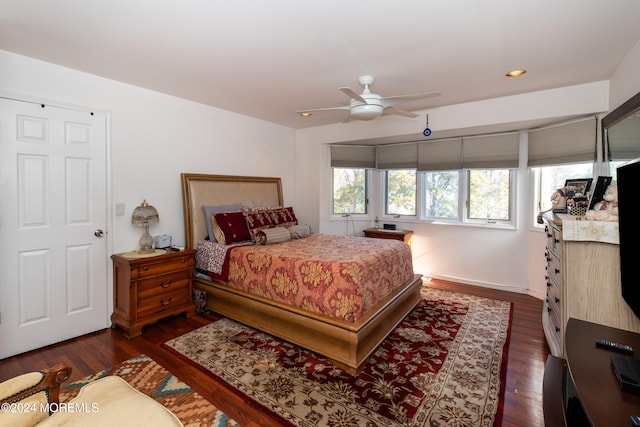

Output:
xmin=180 ymin=173 xmax=283 ymax=249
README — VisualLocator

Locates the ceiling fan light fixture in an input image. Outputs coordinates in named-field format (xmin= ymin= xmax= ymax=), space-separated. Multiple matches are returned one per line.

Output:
xmin=350 ymin=103 xmax=383 ymax=120
xmin=506 ymin=69 xmax=526 ymax=77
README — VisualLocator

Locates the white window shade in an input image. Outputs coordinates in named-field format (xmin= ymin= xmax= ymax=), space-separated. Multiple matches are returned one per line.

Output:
xmin=376 ymin=143 xmax=417 ymax=169
xmin=528 ymin=117 xmax=597 ymax=167
xmin=330 ymin=145 xmax=376 ymax=168
xmin=418 ymin=138 xmax=463 ymax=171
xmin=462 ymin=133 xmax=520 ymax=169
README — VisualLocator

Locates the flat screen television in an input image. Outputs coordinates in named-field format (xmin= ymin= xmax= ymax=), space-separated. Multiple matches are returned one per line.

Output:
xmin=617 ymin=159 xmax=640 ymax=318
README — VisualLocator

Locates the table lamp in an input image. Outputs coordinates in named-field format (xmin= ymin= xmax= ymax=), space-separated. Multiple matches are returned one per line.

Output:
xmin=131 ymin=200 xmax=159 ymax=254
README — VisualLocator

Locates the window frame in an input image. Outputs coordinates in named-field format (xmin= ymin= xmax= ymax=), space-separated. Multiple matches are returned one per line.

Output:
xmin=379 ymin=168 xmax=516 ymax=227
xmin=330 ymin=167 xmax=371 ymax=218
xmin=384 ymin=169 xmax=417 ymax=218
xmin=464 ymin=169 xmax=516 ymax=226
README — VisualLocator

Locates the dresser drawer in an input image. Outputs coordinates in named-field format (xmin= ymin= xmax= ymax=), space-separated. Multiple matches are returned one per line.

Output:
xmin=547 ymin=252 xmax=561 ymax=284
xmin=547 ymin=283 xmax=561 ymax=317
xmin=137 ymin=288 xmax=191 ymax=318
xmin=137 ymin=271 xmax=190 ymax=299
xmin=545 ymin=224 xmax=561 ymax=257
xmin=135 ymin=255 xmax=194 ymax=278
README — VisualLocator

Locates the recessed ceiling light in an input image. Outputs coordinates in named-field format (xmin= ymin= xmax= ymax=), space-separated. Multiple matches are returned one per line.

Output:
xmin=299 ymin=112 xmax=312 ymax=117
xmin=506 ymin=69 xmax=526 ymax=77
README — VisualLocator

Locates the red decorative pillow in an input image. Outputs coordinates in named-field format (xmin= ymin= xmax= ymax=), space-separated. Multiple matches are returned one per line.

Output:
xmin=269 ymin=207 xmax=298 ymax=227
xmin=243 ymin=209 xmax=275 ymax=241
xmin=212 ymin=211 xmax=252 ymax=244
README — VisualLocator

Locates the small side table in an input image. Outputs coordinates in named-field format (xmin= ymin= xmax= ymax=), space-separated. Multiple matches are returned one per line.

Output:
xmin=111 ymin=249 xmax=197 ymax=338
xmin=363 ymin=228 xmax=413 ymax=247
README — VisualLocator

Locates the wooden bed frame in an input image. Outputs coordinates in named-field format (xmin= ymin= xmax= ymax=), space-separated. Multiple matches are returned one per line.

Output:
xmin=181 ymin=173 xmax=422 ymax=374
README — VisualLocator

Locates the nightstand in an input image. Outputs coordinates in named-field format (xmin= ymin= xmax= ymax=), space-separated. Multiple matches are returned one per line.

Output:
xmin=111 ymin=249 xmax=197 ymax=338
xmin=363 ymin=228 xmax=413 ymax=247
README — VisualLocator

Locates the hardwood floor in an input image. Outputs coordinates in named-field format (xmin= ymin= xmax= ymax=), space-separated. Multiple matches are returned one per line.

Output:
xmin=0 ymin=279 xmax=549 ymax=426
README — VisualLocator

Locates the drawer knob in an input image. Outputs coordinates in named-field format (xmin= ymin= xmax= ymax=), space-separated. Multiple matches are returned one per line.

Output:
xmin=160 ymin=297 xmax=173 ymax=306
xmin=143 ymin=266 xmax=149 ymax=271
xmin=160 ymin=280 xmax=172 ymax=288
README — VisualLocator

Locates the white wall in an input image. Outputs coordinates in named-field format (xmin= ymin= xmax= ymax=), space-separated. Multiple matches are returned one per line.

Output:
xmin=0 ymin=50 xmax=297 ymax=254
xmin=610 ymin=40 xmax=640 ymax=110
xmin=296 ymin=82 xmax=610 ymax=297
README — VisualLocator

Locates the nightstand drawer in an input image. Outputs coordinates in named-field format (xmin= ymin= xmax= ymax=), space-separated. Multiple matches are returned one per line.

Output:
xmin=137 ymin=288 xmax=190 ymax=318
xmin=136 ymin=255 xmax=194 ymax=278
xmin=138 ymin=271 xmax=190 ymax=299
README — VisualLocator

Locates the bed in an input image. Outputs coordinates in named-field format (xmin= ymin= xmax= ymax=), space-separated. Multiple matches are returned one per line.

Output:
xmin=181 ymin=173 xmax=422 ymax=374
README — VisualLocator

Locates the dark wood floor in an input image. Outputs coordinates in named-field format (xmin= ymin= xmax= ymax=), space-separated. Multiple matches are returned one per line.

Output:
xmin=0 ymin=279 xmax=549 ymax=427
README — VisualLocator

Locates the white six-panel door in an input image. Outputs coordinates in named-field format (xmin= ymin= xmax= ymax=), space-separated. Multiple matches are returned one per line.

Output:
xmin=0 ymin=98 xmax=109 ymax=359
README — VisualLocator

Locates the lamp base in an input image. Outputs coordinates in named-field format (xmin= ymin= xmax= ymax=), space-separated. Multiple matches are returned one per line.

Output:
xmin=138 ymin=222 xmax=155 ymax=254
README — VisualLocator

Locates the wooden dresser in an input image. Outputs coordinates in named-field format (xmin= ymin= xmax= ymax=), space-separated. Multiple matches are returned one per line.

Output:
xmin=111 ymin=249 xmax=196 ymax=338
xmin=542 ymin=213 xmax=640 ymax=356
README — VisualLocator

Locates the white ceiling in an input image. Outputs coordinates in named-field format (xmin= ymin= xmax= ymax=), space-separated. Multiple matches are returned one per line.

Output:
xmin=2 ymin=0 xmax=640 ymax=130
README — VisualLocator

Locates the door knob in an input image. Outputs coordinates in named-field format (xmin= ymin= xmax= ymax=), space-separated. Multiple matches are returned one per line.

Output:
xmin=94 ymin=229 xmax=104 ymax=237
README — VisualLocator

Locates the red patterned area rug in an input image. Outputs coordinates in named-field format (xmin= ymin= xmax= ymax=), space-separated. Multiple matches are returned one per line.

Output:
xmin=162 ymin=287 xmax=512 ymax=427
xmin=59 ymin=354 xmax=237 ymax=427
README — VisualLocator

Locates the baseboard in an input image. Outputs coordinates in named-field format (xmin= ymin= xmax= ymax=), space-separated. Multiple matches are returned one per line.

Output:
xmin=423 ymin=273 xmax=545 ymax=300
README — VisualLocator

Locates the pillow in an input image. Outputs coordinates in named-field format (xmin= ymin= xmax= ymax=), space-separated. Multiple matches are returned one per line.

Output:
xmin=212 ymin=210 xmax=252 ymax=244
xmin=202 ymin=204 xmax=242 ymax=241
xmin=243 ymin=209 xmax=275 ymax=241
xmin=256 ymin=226 xmax=292 ymax=245
xmin=269 ymin=206 xmax=298 ymax=227
xmin=287 ymin=224 xmax=311 ymax=239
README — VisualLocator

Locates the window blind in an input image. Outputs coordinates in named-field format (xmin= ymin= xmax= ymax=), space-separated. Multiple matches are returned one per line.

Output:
xmin=528 ymin=117 xmax=597 ymax=167
xmin=376 ymin=143 xmax=417 ymax=169
xmin=606 ymin=115 xmax=640 ymax=160
xmin=417 ymin=138 xmax=463 ymax=171
xmin=330 ymin=145 xmax=376 ymax=168
xmin=462 ymin=133 xmax=520 ymax=169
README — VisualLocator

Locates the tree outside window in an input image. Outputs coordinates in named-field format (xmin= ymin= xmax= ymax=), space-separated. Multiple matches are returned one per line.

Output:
xmin=423 ymin=171 xmax=459 ymax=219
xmin=468 ymin=169 xmax=510 ymax=221
xmin=385 ymin=170 xmax=416 ymax=216
xmin=332 ymin=168 xmax=367 ymax=214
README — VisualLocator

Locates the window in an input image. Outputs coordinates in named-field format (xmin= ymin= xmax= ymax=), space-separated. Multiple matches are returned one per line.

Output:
xmin=534 ymin=163 xmax=593 ymax=213
xmin=385 ymin=170 xmax=416 ymax=216
xmin=332 ymin=168 xmax=368 ymax=215
xmin=468 ymin=169 xmax=511 ymax=221
xmin=608 ymin=160 xmax=628 ymax=182
xmin=532 ymin=162 xmax=593 ymax=226
xmin=422 ymin=170 xmax=459 ymax=220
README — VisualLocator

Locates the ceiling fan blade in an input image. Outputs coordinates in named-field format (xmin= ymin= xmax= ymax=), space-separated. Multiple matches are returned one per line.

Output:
xmin=383 ymin=107 xmax=419 ymax=118
xmin=295 ymin=105 xmax=351 ymax=114
xmin=379 ymin=91 xmax=441 ymax=107
xmin=338 ymin=87 xmax=367 ymax=104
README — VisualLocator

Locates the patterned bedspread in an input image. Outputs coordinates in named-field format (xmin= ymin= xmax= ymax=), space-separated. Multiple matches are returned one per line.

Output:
xmin=197 ymin=233 xmax=414 ymax=322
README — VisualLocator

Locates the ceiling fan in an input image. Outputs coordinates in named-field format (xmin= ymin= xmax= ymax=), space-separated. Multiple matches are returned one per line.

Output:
xmin=297 ymin=75 xmax=440 ymax=122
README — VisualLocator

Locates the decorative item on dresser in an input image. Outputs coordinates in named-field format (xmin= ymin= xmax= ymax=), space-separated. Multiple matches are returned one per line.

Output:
xmin=542 ymin=213 xmax=640 ymax=357
xmin=363 ymin=227 xmax=413 ymax=246
xmin=111 ymin=249 xmax=197 ymax=338
xmin=131 ymin=200 xmax=160 ymax=254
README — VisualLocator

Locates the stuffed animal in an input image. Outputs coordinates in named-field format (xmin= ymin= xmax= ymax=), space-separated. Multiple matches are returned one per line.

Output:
xmin=551 ymin=187 xmax=569 ymax=211
xmin=585 ymin=184 xmax=618 ymax=221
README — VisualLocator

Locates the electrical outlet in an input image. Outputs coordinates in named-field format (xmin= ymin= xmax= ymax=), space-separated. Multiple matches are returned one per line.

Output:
xmin=115 ymin=202 xmax=125 ymax=216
